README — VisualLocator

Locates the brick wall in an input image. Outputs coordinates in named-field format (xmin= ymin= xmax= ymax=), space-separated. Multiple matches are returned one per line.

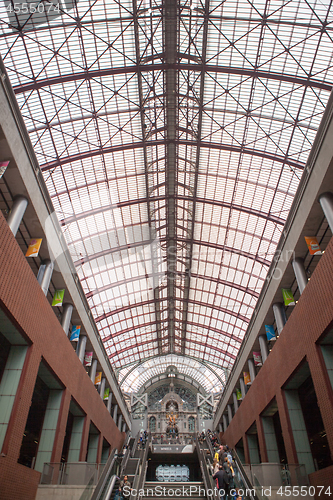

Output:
xmin=221 ymin=233 xmax=333 ymax=482
xmin=0 ymin=212 xmax=125 ymax=500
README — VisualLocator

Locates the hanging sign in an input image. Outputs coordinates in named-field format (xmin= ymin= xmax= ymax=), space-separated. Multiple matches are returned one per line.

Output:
xmin=25 ymin=238 xmax=42 ymax=257
xmin=84 ymin=351 xmax=93 ymax=367
xmin=94 ymin=371 xmax=102 ymax=385
xmin=265 ymin=324 xmax=276 ymax=341
xmin=282 ymin=288 xmax=295 ymax=306
xmin=236 ymin=388 xmax=242 ymax=400
xmin=243 ymin=371 xmax=251 ymax=386
xmin=304 ymin=236 xmax=322 ymax=256
xmin=253 ymin=351 xmax=262 ymax=366
xmin=103 ymin=387 xmax=110 ymax=400
xmin=0 ymin=161 xmax=9 ymax=179
xmin=52 ymin=289 xmax=65 ymax=307
xmin=70 ymin=325 xmax=81 ymax=342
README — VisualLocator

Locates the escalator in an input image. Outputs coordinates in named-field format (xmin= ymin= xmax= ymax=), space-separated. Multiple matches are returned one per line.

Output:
xmin=196 ymin=436 xmax=263 ymax=500
xmin=85 ymin=433 xmax=151 ymax=500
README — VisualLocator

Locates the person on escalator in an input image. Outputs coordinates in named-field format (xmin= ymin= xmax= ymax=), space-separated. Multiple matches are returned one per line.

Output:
xmin=115 ymin=475 xmax=131 ymax=500
xmin=213 ymin=465 xmax=230 ymax=500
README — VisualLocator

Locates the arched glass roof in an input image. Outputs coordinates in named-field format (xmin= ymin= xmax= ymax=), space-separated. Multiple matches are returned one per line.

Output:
xmin=1 ymin=0 xmax=333 ymax=392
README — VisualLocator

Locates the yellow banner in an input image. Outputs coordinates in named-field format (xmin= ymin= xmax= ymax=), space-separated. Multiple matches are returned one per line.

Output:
xmin=25 ymin=238 xmax=42 ymax=257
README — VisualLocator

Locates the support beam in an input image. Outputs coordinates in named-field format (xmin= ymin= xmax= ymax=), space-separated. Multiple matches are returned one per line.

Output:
xmin=61 ymin=303 xmax=73 ymax=335
xmin=7 ymin=195 xmax=28 ymax=236
xmin=259 ymin=335 xmax=269 ymax=363
xmin=292 ymin=258 xmax=308 ymax=294
xmin=272 ymin=302 xmax=287 ymax=335
xmin=319 ymin=192 xmax=333 ymax=233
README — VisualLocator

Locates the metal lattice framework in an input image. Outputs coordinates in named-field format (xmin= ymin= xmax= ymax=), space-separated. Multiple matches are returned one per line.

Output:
xmin=1 ymin=0 xmax=333 ymax=393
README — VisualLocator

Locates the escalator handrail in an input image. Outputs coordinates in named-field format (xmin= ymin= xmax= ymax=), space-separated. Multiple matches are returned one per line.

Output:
xmin=131 ymin=432 xmax=141 ymax=458
xmin=134 ymin=432 xmax=151 ymax=500
xmin=195 ymin=437 xmax=219 ymax=500
xmin=231 ymin=448 xmax=260 ymax=500
xmin=91 ymin=448 xmax=118 ymax=500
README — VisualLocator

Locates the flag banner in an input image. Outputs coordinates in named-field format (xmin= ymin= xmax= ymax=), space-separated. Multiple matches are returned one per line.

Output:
xmin=0 ymin=161 xmax=9 ymax=179
xmin=304 ymin=236 xmax=322 ymax=256
xmin=243 ymin=371 xmax=251 ymax=386
xmin=253 ymin=351 xmax=262 ymax=366
xmin=84 ymin=351 xmax=93 ymax=367
xmin=52 ymin=289 xmax=65 ymax=307
xmin=236 ymin=388 xmax=242 ymax=400
xmin=265 ymin=324 xmax=276 ymax=341
xmin=25 ymin=238 xmax=42 ymax=257
xmin=282 ymin=288 xmax=295 ymax=306
xmin=103 ymin=387 xmax=110 ymax=400
xmin=70 ymin=325 xmax=81 ymax=342
xmin=95 ymin=371 xmax=102 ymax=385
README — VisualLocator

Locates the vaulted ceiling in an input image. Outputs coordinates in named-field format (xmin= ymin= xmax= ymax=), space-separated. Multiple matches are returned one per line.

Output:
xmin=1 ymin=0 xmax=333 ymax=393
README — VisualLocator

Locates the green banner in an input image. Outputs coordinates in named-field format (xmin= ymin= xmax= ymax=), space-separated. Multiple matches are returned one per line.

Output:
xmin=103 ymin=387 xmax=110 ymax=400
xmin=52 ymin=289 xmax=65 ymax=307
xmin=282 ymin=288 xmax=295 ymax=306
xmin=236 ymin=388 xmax=242 ymax=400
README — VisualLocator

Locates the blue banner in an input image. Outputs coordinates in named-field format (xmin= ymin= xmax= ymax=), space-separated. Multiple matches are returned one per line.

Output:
xmin=70 ymin=325 xmax=81 ymax=342
xmin=265 ymin=324 xmax=276 ymax=341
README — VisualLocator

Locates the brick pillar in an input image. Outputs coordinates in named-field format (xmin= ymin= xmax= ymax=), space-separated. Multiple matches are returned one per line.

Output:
xmin=96 ymin=433 xmax=103 ymax=465
xmin=276 ymin=389 xmax=298 ymax=465
xmin=307 ymin=343 xmax=333 ymax=460
xmin=243 ymin=433 xmax=250 ymax=464
xmin=79 ymin=416 xmax=90 ymax=462
xmin=256 ymin=417 xmax=268 ymax=463
xmin=2 ymin=344 xmax=41 ymax=459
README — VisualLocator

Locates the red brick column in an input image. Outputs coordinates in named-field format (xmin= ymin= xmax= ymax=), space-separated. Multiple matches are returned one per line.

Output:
xmin=256 ymin=417 xmax=268 ymax=463
xmin=307 ymin=342 xmax=333 ymax=459
xmin=276 ymin=389 xmax=298 ymax=466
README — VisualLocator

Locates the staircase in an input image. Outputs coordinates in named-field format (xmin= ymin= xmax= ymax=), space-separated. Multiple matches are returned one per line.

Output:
xmin=142 ymin=482 xmax=207 ymax=500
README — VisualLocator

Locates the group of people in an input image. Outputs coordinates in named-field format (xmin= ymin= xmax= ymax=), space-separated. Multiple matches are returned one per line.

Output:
xmin=212 ymin=445 xmax=240 ymax=500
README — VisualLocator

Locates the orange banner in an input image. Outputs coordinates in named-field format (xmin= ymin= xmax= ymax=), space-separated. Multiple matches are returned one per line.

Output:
xmin=25 ymin=238 xmax=42 ymax=257
xmin=94 ymin=372 xmax=102 ymax=385
xmin=304 ymin=236 xmax=321 ymax=256
xmin=243 ymin=371 xmax=252 ymax=386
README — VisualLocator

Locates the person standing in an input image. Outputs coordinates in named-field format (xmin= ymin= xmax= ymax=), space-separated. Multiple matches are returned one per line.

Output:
xmin=213 ymin=465 xmax=230 ymax=500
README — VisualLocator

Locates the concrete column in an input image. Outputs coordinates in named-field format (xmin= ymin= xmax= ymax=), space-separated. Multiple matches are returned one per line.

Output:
xmin=319 ymin=192 xmax=333 ymax=233
xmin=113 ymin=404 xmax=118 ymax=423
xmin=118 ymin=414 xmax=122 ymax=431
xmin=61 ymin=303 xmax=73 ymax=335
xmin=272 ymin=302 xmax=287 ymax=335
xmin=259 ymin=335 xmax=269 ymax=363
xmin=122 ymin=423 xmax=126 ymax=433
xmin=7 ymin=195 xmax=28 ymax=236
xmin=68 ymin=416 xmax=85 ymax=462
xmin=107 ymin=393 xmax=112 ymax=413
xmin=227 ymin=404 xmax=233 ymax=423
xmin=247 ymin=434 xmax=260 ymax=464
xmin=219 ymin=423 xmax=223 ymax=433
xmin=87 ymin=433 xmax=99 ymax=463
xmin=99 ymin=378 xmax=106 ymax=399
xmin=284 ymin=390 xmax=315 ymax=475
xmin=240 ymin=377 xmax=247 ymax=399
xmin=233 ymin=392 xmax=238 ymax=412
xmin=0 ymin=346 xmax=28 ymax=449
xmin=76 ymin=335 xmax=87 ymax=364
xmin=90 ymin=359 xmax=97 ymax=383
xmin=223 ymin=414 xmax=228 ymax=432
xmin=40 ymin=260 xmax=54 ymax=296
xmin=262 ymin=416 xmax=280 ymax=463
xmin=35 ymin=389 xmax=63 ymax=472
xmin=292 ymin=257 xmax=308 ymax=294
xmin=248 ymin=358 xmax=256 ymax=383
